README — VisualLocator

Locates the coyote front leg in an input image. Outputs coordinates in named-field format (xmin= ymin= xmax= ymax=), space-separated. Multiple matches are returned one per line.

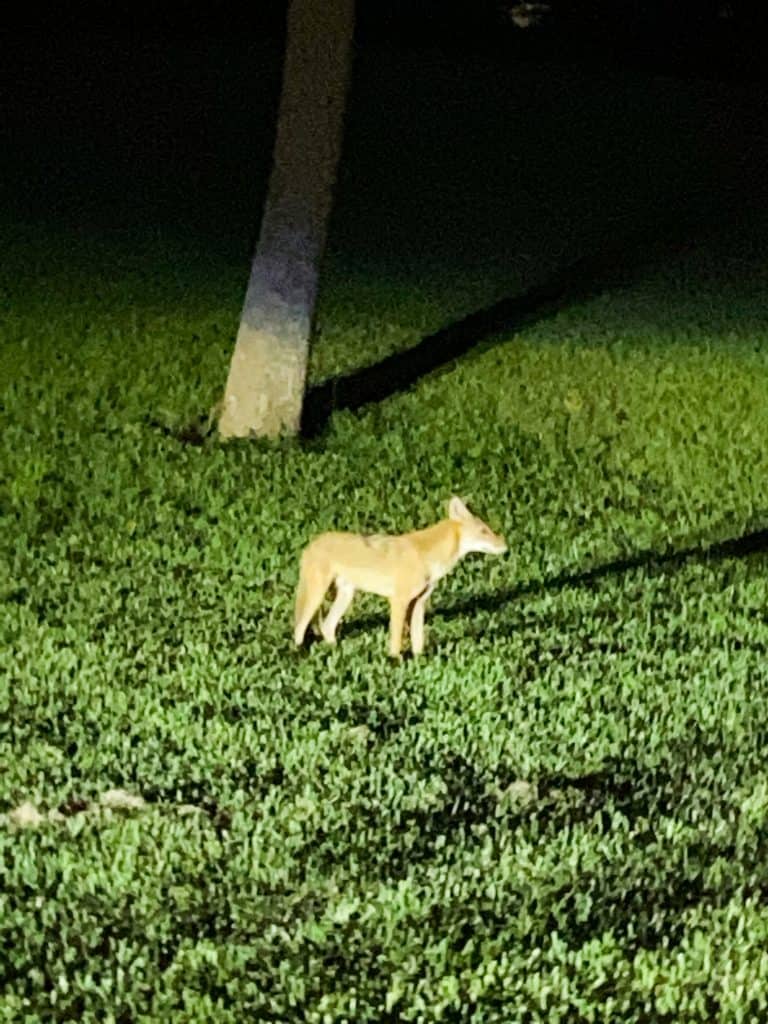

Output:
xmin=388 ymin=594 xmax=410 ymax=658
xmin=409 ymin=584 xmax=434 ymax=656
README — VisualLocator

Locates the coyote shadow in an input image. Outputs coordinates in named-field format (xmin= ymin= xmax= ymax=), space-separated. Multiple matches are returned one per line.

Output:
xmin=443 ymin=524 xmax=768 ymax=631
xmin=337 ymin=524 xmax=768 ymax=642
xmin=300 ymin=228 xmax=698 ymax=440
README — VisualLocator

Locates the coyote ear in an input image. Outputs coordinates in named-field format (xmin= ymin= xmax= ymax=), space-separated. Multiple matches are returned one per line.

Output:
xmin=448 ymin=496 xmax=471 ymax=521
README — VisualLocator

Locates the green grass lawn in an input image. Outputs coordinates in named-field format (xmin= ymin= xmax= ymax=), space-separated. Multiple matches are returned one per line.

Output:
xmin=3 ymin=44 xmax=768 ymax=1021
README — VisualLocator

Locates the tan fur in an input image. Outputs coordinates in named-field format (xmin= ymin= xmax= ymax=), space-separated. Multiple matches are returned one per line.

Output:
xmin=294 ymin=497 xmax=507 ymax=657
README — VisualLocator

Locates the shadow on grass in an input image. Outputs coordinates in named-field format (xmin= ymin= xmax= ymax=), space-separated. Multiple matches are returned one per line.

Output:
xmin=444 ymin=522 xmax=768 ymax=625
xmin=414 ymin=740 xmax=762 ymax=959
xmin=300 ymin=228 xmax=698 ymax=440
xmin=333 ymin=522 xmax=768 ymax=641
xmin=156 ymin=227 xmax=700 ymax=447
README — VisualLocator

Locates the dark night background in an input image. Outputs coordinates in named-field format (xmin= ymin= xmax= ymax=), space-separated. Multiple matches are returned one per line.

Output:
xmin=2 ymin=0 xmax=768 ymax=379
xmin=4 ymin=0 xmax=768 ymax=233
xmin=6 ymin=1 xmax=767 ymax=74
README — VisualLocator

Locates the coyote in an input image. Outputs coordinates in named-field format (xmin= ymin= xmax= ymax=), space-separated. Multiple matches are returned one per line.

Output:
xmin=294 ymin=497 xmax=507 ymax=657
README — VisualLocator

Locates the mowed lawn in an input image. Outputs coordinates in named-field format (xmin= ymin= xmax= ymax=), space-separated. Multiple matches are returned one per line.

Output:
xmin=3 ymin=43 xmax=768 ymax=1021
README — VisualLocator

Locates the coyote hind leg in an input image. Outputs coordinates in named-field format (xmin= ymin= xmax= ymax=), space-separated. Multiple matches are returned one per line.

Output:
xmin=294 ymin=564 xmax=332 ymax=646
xmin=320 ymin=580 xmax=355 ymax=645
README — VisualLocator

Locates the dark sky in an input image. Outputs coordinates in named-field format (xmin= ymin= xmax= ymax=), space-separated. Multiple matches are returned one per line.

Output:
xmin=3 ymin=0 xmax=766 ymax=252
xmin=8 ymin=0 xmax=766 ymax=80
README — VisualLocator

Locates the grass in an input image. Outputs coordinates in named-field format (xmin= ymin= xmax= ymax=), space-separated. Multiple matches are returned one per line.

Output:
xmin=3 ymin=38 xmax=768 ymax=1021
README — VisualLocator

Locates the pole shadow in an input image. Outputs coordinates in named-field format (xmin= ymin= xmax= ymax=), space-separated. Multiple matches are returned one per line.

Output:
xmin=300 ymin=227 xmax=698 ymax=440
